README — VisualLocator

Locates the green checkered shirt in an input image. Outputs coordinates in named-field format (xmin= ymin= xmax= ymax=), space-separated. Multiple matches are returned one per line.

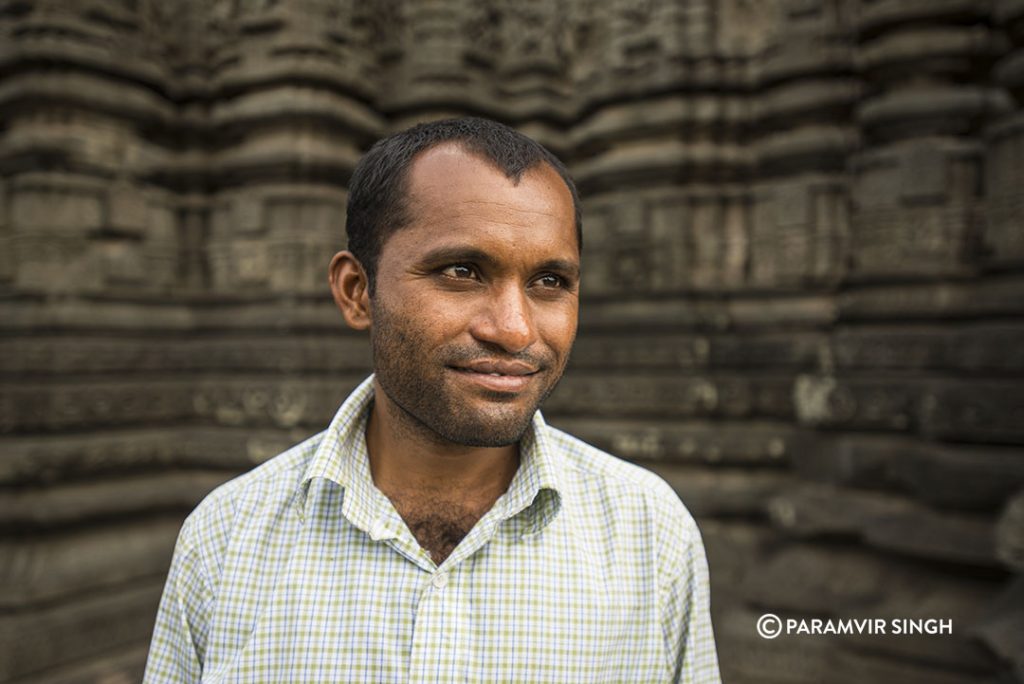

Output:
xmin=144 ymin=375 xmax=720 ymax=682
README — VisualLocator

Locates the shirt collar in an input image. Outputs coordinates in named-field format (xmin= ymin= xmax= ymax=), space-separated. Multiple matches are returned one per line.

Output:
xmin=297 ymin=374 xmax=563 ymax=538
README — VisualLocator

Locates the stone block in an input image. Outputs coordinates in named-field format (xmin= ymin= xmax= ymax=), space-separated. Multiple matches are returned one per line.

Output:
xmin=830 ymin=648 xmax=995 ymax=684
xmin=794 ymin=374 xmax=918 ymax=431
xmin=646 ymin=463 xmax=791 ymax=518
xmin=192 ymin=375 xmax=362 ymax=428
xmin=0 ymin=471 xmax=232 ymax=528
xmin=971 ymin=577 xmax=1024 ymax=681
xmin=15 ymin=643 xmax=148 ymax=684
xmin=547 ymin=373 xmax=794 ymax=420
xmin=0 ymin=517 xmax=180 ymax=607
xmin=793 ymin=433 xmax=1024 ymax=511
xmin=699 ymin=519 xmax=777 ymax=594
xmin=864 ymin=505 xmax=997 ymax=567
xmin=830 ymin=323 xmax=1024 ymax=373
xmin=837 ymin=576 xmax=1001 ymax=676
xmin=742 ymin=544 xmax=893 ymax=615
xmin=0 ymin=380 xmax=195 ymax=433
xmin=10 ymin=233 xmax=101 ymax=294
xmin=0 ymin=427 xmax=290 ymax=485
xmin=106 ymin=183 xmax=148 ymax=234
xmin=233 ymin=191 xmax=265 ymax=234
xmin=995 ymin=490 xmax=1024 ymax=571
xmin=0 ymin=580 xmax=163 ymax=681
xmin=921 ymin=380 xmax=1024 ymax=444
xmin=744 ymin=545 xmax=1000 ymax=674
xmin=768 ymin=483 xmax=999 ymax=567
xmin=549 ymin=417 xmax=801 ymax=466
xmin=838 ymin=276 xmax=1024 ymax=320
xmin=714 ymin=605 xmax=832 ymax=684
xmin=9 ymin=174 xmax=104 ymax=233
xmin=985 ymin=111 xmax=1024 ymax=265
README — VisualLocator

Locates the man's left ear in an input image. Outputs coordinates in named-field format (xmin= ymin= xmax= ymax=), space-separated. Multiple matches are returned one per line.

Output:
xmin=328 ymin=251 xmax=372 ymax=331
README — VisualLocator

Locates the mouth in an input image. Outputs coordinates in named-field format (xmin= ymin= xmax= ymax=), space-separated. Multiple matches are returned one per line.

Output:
xmin=447 ymin=361 xmax=541 ymax=393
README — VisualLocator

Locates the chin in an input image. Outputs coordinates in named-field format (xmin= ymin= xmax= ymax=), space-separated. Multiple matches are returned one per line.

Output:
xmin=434 ymin=413 xmax=534 ymax=448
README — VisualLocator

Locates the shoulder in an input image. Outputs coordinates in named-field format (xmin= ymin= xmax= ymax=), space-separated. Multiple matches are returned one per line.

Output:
xmin=174 ymin=431 xmax=324 ymax=566
xmin=544 ymin=424 xmax=702 ymax=548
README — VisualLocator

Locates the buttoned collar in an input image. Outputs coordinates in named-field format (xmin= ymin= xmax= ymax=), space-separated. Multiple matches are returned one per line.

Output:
xmin=297 ymin=374 xmax=563 ymax=539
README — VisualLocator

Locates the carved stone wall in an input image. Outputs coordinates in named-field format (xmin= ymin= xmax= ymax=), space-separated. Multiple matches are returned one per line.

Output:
xmin=1 ymin=1 xmax=1022 ymax=682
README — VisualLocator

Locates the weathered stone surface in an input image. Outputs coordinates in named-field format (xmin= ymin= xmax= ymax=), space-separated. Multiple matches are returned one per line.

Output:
xmin=646 ymin=464 xmax=791 ymax=518
xmin=0 ymin=579 xmax=163 ymax=682
xmin=742 ymin=544 xmax=894 ymax=614
xmin=699 ymin=519 xmax=777 ymax=597
xmin=972 ymin=576 xmax=1024 ymax=681
xmin=985 ymin=113 xmax=1024 ymax=267
xmin=996 ymin=490 xmax=1024 ymax=572
xmin=550 ymin=417 xmax=799 ymax=466
xmin=838 ymin=275 xmax=1024 ymax=321
xmin=0 ymin=517 xmax=180 ymax=607
xmin=0 ymin=334 xmax=372 ymax=374
xmin=839 ymin=575 xmax=1001 ymax=674
xmin=0 ymin=471 xmax=232 ymax=528
xmin=742 ymin=546 xmax=1000 ymax=676
xmin=547 ymin=373 xmax=795 ymax=420
xmin=831 ymin=323 xmax=1024 ymax=373
xmin=768 ymin=484 xmax=999 ymax=567
xmin=13 ymin=643 xmax=148 ymax=684
xmin=193 ymin=375 xmax=364 ymax=428
xmin=920 ymin=380 xmax=1024 ymax=444
xmin=715 ymin=605 xmax=832 ymax=684
xmin=0 ymin=426 xmax=306 ymax=485
xmin=1 ymin=1 xmax=1022 ymax=682
xmin=0 ymin=380 xmax=196 ymax=434
xmin=568 ymin=331 xmax=823 ymax=371
xmin=864 ymin=507 xmax=999 ymax=568
xmin=794 ymin=374 xmax=1024 ymax=444
xmin=792 ymin=434 xmax=1024 ymax=510
xmin=830 ymin=647 xmax=996 ymax=684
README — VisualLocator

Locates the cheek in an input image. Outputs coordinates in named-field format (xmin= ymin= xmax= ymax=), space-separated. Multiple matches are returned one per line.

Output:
xmin=536 ymin=305 xmax=578 ymax=354
xmin=388 ymin=292 xmax=470 ymax=344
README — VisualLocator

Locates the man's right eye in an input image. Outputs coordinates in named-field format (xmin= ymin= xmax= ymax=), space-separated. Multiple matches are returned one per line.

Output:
xmin=440 ymin=264 xmax=477 ymax=279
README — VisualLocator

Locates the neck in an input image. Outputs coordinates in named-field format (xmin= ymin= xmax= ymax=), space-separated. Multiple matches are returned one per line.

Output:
xmin=364 ymin=379 xmax=521 ymax=505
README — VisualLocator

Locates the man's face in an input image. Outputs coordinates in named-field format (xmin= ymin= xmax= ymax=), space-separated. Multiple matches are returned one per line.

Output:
xmin=369 ymin=143 xmax=579 ymax=447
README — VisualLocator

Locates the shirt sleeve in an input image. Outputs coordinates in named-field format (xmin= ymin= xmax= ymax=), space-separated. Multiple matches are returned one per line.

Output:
xmin=143 ymin=516 xmax=212 ymax=683
xmin=661 ymin=518 xmax=722 ymax=683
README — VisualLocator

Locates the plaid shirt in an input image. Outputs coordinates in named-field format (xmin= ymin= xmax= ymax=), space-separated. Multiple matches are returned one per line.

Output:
xmin=144 ymin=375 xmax=720 ymax=683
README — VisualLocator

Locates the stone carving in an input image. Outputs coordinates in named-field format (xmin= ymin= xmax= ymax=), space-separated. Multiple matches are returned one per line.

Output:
xmin=1 ymin=1 xmax=1022 ymax=682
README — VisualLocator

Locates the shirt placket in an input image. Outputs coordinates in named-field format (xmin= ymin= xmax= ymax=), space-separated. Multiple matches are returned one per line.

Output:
xmin=409 ymin=566 xmax=464 ymax=683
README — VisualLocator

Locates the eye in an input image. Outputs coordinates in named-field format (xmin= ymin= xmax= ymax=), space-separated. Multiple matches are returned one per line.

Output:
xmin=534 ymin=274 xmax=565 ymax=289
xmin=440 ymin=264 xmax=478 ymax=280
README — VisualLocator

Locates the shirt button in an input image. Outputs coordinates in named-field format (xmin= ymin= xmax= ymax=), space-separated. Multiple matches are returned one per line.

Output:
xmin=432 ymin=572 xmax=448 ymax=590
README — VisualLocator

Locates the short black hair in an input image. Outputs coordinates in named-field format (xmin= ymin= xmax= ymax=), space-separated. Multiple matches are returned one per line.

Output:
xmin=345 ymin=116 xmax=582 ymax=293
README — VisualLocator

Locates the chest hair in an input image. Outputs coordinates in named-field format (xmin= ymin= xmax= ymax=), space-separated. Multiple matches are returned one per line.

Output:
xmin=389 ymin=496 xmax=488 ymax=565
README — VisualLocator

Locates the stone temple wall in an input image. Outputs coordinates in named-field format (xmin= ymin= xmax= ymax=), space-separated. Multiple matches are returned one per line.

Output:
xmin=0 ymin=0 xmax=1022 ymax=682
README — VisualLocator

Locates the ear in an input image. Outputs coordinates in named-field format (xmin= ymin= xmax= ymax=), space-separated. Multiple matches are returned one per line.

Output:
xmin=328 ymin=251 xmax=372 ymax=331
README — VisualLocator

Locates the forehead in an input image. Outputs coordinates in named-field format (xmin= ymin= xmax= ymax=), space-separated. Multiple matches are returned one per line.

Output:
xmin=406 ymin=143 xmax=571 ymax=219
xmin=384 ymin=143 xmax=578 ymax=257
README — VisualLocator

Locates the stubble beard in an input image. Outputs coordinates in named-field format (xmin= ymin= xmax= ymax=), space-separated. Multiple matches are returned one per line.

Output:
xmin=369 ymin=299 xmax=567 ymax=448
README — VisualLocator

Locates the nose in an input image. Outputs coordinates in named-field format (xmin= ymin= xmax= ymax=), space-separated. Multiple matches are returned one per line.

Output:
xmin=470 ymin=280 xmax=538 ymax=354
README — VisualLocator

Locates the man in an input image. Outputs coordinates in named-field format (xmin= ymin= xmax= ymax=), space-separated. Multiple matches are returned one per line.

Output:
xmin=144 ymin=117 xmax=720 ymax=682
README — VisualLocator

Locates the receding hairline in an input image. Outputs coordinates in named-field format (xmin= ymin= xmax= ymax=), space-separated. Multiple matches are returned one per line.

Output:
xmin=397 ymin=140 xmax=577 ymax=230
xmin=410 ymin=139 xmax=568 ymax=187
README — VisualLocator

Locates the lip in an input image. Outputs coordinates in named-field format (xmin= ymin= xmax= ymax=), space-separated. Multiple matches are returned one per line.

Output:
xmin=448 ymin=363 xmax=540 ymax=393
xmin=458 ymin=359 xmax=538 ymax=375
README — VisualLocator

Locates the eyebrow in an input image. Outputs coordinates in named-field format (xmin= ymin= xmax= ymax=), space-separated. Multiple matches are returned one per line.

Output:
xmin=417 ymin=246 xmax=580 ymax=280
